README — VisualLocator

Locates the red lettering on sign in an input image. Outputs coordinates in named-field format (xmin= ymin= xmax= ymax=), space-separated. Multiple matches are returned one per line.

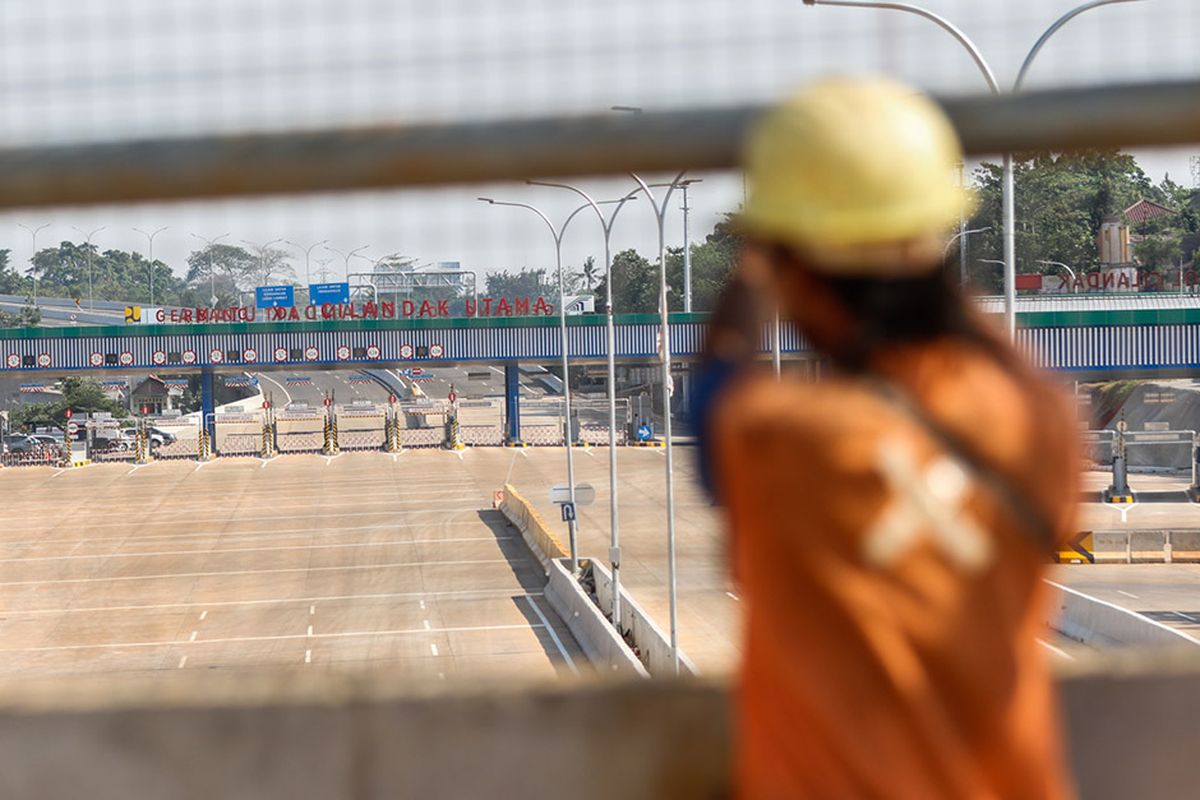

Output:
xmin=464 ymin=299 xmax=477 ymax=318
xmin=514 ymin=297 xmax=530 ymax=315
xmin=437 ymin=300 xmax=449 ymax=317
xmin=496 ymin=297 xmax=512 ymax=316
xmin=534 ymin=296 xmax=553 ymax=316
xmin=402 ymin=300 xmax=415 ymax=318
xmin=418 ymin=300 xmax=435 ymax=318
xmin=482 ymin=298 xmax=493 ymax=316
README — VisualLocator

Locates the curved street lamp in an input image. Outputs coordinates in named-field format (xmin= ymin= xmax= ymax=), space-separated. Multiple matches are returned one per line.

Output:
xmin=284 ymin=239 xmax=328 ymax=287
xmin=17 ymin=223 xmax=50 ymax=305
xmin=71 ymin=226 xmax=106 ymax=311
xmin=190 ymin=232 xmax=230 ymax=306
xmin=801 ymin=0 xmax=1149 ymax=340
xmin=133 ymin=226 xmax=168 ymax=306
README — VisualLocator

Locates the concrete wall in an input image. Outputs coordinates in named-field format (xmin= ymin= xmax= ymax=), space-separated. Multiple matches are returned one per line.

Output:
xmin=590 ymin=560 xmax=699 ymax=678
xmin=496 ymin=483 xmax=569 ymax=569
xmin=6 ymin=654 xmax=1200 ymax=799
xmin=1050 ymin=581 xmax=1200 ymax=649
xmin=543 ymin=559 xmax=649 ymax=679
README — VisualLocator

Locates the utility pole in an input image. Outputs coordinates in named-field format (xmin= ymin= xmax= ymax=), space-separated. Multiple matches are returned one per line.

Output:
xmin=133 ymin=226 xmax=168 ymax=306
xmin=17 ymin=223 xmax=50 ymax=305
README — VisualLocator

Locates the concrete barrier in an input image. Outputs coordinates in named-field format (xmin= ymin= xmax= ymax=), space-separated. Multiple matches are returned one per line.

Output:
xmin=589 ymin=560 xmax=699 ymax=678
xmin=1049 ymin=580 xmax=1200 ymax=649
xmin=9 ymin=652 xmax=1200 ymax=799
xmin=544 ymin=558 xmax=649 ymax=679
xmin=1093 ymin=530 xmax=1200 ymax=563
xmin=496 ymin=483 xmax=569 ymax=569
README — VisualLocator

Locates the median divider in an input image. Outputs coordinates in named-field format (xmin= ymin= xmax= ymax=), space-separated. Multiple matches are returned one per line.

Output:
xmin=1049 ymin=580 xmax=1200 ymax=649
xmin=544 ymin=558 xmax=649 ymax=679
xmin=588 ymin=560 xmax=699 ymax=678
xmin=496 ymin=484 xmax=568 ymax=570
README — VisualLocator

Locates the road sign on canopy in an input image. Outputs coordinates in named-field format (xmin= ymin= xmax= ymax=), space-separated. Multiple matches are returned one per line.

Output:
xmin=309 ymin=282 xmax=350 ymax=305
xmin=255 ymin=285 xmax=295 ymax=309
xmin=550 ymin=483 xmax=595 ymax=506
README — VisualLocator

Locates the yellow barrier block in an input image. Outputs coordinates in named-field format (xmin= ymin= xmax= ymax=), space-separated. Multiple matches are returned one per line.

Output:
xmin=1055 ymin=531 xmax=1095 ymax=565
xmin=501 ymin=483 xmax=569 ymax=563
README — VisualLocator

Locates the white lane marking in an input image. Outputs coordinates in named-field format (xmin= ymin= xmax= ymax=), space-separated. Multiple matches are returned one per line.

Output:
xmin=429 ymin=643 xmax=439 ymax=656
xmin=305 ymin=649 xmax=312 ymax=664
xmin=525 ymin=595 xmax=579 ymax=676
xmin=0 ymin=558 xmax=513 ymax=587
xmin=199 ymin=610 xmax=208 ymax=621
xmin=438 ymin=672 xmax=445 ymax=680
xmin=3 ymin=515 xmax=483 ymax=548
xmin=1172 ymin=611 xmax=1200 ymax=624
xmin=1103 ymin=501 xmax=1139 ymax=523
xmin=1037 ymin=638 xmax=1075 ymax=661
xmin=4 ymin=589 xmax=545 ymax=617
xmin=0 ymin=535 xmax=517 ymax=564
xmin=257 ymin=373 xmax=293 ymax=407
xmin=189 ymin=630 xmax=198 ymax=642
xmin=1047 ymin=580 xmax=1200 ymax=646
xmin=725 ymin=591 xmax=740 ymax=601
xmin=419 ymin=600 xmax=426 ymax=610
xmin=178 ymin=656 xmax=188 ymax=668
xmin=423 ymin=620 xmax=432 ymax=630
xmin=310 ymin=605 xmax=316 ymax=616
xmin=307 ymin=625 xmax=313 ymax=637
xmin=1117 ymin=590 xmax=1139 ymax=599
xmin=50 ymin=469 xmax=66 ymax=478
xmin=0 ymin=624 xmax=545 ymax=654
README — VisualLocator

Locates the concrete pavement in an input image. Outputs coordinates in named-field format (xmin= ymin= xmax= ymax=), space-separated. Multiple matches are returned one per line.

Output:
xmin=0 ymin=454 xmax=585 ymax=680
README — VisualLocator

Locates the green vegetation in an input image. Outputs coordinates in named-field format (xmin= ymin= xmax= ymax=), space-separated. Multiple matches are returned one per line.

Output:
xmin=8 ymin=377 xmax=129 ymax=430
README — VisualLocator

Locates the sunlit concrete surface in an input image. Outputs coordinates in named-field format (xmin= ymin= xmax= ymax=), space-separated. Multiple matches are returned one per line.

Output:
xmin=0 ymin=454 xmax=585 ymax=680
xmin=1055 ymin=564 xmax=1200 ymax=641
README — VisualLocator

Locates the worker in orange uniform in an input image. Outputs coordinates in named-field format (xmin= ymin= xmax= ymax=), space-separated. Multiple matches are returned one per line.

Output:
xmin=693 ymin=78 xmax=1080 ymax=799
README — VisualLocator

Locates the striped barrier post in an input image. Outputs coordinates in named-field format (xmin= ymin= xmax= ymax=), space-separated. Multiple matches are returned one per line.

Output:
xmin=261 ymin=421 xmax=273 ymax=458
xmin=197 ymin=428 xmax=209 ymax=461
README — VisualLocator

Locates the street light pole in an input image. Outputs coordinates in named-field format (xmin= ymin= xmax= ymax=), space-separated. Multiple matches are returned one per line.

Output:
xmin=17 ymin=223 xmax=50 ymax=305
xmin=1036 ymin=259 xmax=1080 ymax=293
xmin=285 ymin=239 xmax=328 ymax=288
xmin=71 ymin=226 xmax=105 ymax=311
xmin=190 ymin=232 xmax=229 ymax=307
xmin=527 ymin=179 xmax=640 ymax=634
xmin=133 ymin=226 xmax=168 ymax=306
xmin=479 ymin=196 xmax=592 ymax=574
xmin=628 ymin=170 xmax=688 ymax=675
xmin=802 ymin=0 xmax=1147 ymax=341
xmin=324 ymin=244 xmax=370 ymax=285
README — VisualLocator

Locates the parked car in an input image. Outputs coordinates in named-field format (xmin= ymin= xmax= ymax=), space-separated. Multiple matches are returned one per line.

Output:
xmin=2 ymin=434 xmax=39 ymax=453
xmin=30 ymin=434 xmax=63 ymax=448
xmin=146 ymin=427 xmax=178 ymax=447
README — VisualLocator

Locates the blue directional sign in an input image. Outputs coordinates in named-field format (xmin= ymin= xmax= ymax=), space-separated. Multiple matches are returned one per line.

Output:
xmin=636 ymin=423 xmax=653 ymax=442
xmin=255 ymin=285 xmax=295 ymax=309
xmin=561 ymin=502 xmax=576 ymax=523
xmin=309 ymin=282 xmax=350 ymax=305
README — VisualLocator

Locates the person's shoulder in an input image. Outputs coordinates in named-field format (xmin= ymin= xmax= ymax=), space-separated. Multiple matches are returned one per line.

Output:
xmin=714 ymin=371 xmax=889 ymax=443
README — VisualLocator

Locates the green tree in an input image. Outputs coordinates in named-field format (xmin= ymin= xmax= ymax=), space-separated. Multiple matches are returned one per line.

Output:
xmin=580 ymin=256 xmax=598 ymax=292
xmin=485 ymin=268 xmax=554 ymax=298
xmin=185 ymin=244 xmax=259 ymax=305
xmin=0 ymin=250 xmax=24 ymax=294
xmin=9 ymin=377 xmax=128 ymax=429
xmin=594 ymin=249 xmax=659 ymax=313
xmin=32 ymin=242 xmax=185 ymax=305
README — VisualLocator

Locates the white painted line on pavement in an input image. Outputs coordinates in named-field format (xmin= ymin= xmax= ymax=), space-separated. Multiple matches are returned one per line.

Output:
xmin=1037 ymin=638 xmax=1075 ymax=661
xmin=307 ymin=625 xmax=313 ymax=637
xmin=4 ymin=589 xmax=545 ymax=617
xmin=199 ymin=610 xmax=208 ymax=621
xmin=305 ymin=649 xmax=312 ymax=664
xmin=525 ymin=595 xmax=579 ymax=676
xmin=725 ymin=591 xmax=740 ymax=601
xmin=310 ymin=605 xmax=316 ymax=616
xmin=0 ymin=623 xmax=545 ymax=654
xmin=257 ymin=373 xmax=293 ymax=407
xmin=1047 ymin=580 xmax=1200 ymax=646
xmin=419 ymin=600 xmax=426 ymax=610
xmin=189 ymin=630 xmax=198 ymax=642
xmin=0 ymin=558 xmax=513 ymax=587
xmin=1117 ymin=590 xmax=1139 ymax=599
xmin=1172 ymin=611 xmax=1200 ymax=624
xmin=423 ymin=620 xmax=431 ymax=630
xmin=178 ymin=656 xmax=188 ymax=668
xmin=430 ymin=643 xmax=439 ymax=656
xmin=0 ymin=535 xmax=518 ymax=564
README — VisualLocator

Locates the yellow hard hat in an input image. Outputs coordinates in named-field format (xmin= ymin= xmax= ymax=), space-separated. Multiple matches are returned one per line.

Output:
xmin=740 ymin=76 xmax=974 ymax=276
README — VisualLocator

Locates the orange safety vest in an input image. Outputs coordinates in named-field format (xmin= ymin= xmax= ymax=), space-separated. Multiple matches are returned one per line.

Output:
xmin=712 ymin=338 xmax=1078 ymax=800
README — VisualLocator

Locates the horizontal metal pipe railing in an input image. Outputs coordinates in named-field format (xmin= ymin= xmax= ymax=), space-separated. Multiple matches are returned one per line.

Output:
xmin=0 ymin=79 xmax=1197 ymax=210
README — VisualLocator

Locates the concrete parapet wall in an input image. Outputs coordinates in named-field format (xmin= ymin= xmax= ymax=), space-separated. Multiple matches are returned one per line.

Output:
xmin=544 ymin=559 xmax=649 ymax=679
xmin=497 ymin=483 xmax=569 ymax=569
xmin=1050 ymin=580 xmax=1200 ymax=649
xmin=7 ymin=654 xmax=1200 ymax=799
xmin=590 ymin=560 xmax=699 ymax=678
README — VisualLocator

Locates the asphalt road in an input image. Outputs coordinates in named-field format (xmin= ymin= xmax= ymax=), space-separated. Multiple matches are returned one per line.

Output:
xmin=0 ymin=454 xmax=585 ymax=680
xmin=1054 ymin=564 xmax=1200 ymax=640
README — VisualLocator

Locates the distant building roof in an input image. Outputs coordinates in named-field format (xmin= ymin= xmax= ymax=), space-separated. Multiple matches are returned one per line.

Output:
xmin=1124 ymin=198 xmax=1176 ymax=224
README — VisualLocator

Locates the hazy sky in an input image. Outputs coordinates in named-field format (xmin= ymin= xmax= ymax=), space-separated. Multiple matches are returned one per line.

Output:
xmin=0 ymin=0 xmax=1195 ymax=287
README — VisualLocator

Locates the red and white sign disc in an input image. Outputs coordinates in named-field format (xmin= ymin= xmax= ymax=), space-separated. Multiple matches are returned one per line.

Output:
xmin=4 ymin=353 xmax=18 ymax=369
xmin=36 ymin=353 xmax=51 ymax=368
xmin=118 ymin=352 xmax=134 ymax=366
xmin=388 ymin=394 xmax=397 ymax=404
xmin=274 ymin=347 xmax=288 ymax=362
xmin=448 ymin=391 xmax=457 ymax=404
xmin=182 ymin=350 xmax=197 ymax=364
xmin=304 ymin=346 xmax=319 ymax=362
xmin=209 ymin=349 xmax=224 ymax=364
xmin=323 ymin=397 xmax=332 ymax=407
xmin=336 ymin=345 xmax=351 ymax=361
xmin=399 ymin=343 xmax=414 ymax=359
xmin=67 ymin=422 xmax=79 ymax=435
xmin=243 ymin=348 xmax=258 ymax=362
xmin=429 ymin=343 xmax=444 ymax=358
xmin=365 ymin=344 xmax=381 ymax=360
xmin=152 ymin=351 xmax=166 ymax=366
xmin=89 ymin=352 xmax=104 ymax=367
